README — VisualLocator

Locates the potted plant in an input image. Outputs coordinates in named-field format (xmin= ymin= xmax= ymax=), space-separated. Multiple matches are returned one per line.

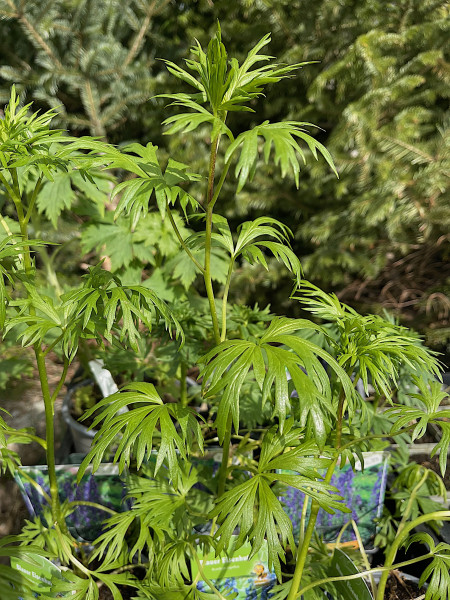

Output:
xmin=1 ymin=26 xmax=449 ymax=600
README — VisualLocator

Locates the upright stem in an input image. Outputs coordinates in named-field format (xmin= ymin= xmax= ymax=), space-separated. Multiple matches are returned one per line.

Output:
xmin=216 ymin=414 xmax=233 ymax=497
xmin=31 ymin=212 xmax=63 ymax=297
xmin=11 ymin=178 xmax=68 ymax=536
xmin=220 ymin=258 xmax=235 ymax=342
xmin=376 ymin=475 xmax=434 ymax=600
xmin=286 ymin=385 xmax=348 ymax=600
xmin=286 ymin=457 xmax=338 ymax=600
xmin=167 ymin=205 xmax=204 ymax=273
xmin=180 ymin=362 xmax=188 ymax=408
xmin=35 ymin=346 xmax=68 ymax=534
xmin=204 ymin=134 xmax=221 ymax=345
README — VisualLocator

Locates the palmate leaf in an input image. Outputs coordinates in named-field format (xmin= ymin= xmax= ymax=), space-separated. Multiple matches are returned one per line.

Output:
xmin=402 ymin=536 xmax=450 ymax=600
xmin=43 ymin=569 xmax=139 ymax=600
xmin=213 ymin=216 xmax=302 ymax=285
xmin=419 ymin=543 xmax=450 ymax=600
xmin=35 ymin=171 xmax=75 ymax=226
xmin=295 ymin=282 xmax=442 ymax=400
xmin=161 ymin=26 xmax=307 ymax=114
xmin=210 ymin=430 xmax=347 ymax=579
xmin=199 ymin=317 xmax=353 ymax=446
xmin=78 ymin=383 xmax=203 ymax=485
xmin=157 ymin=540 xmax=192 ymax=589
xmin=104 ymin=142 xmax=201 ymax=227
xmin=159 ymin=94 xmax=233 ymax=139
xmin=0 ymin=87 xmax=110 ymax=183
xmin=91 ymin=472 xmax=188 ymax=565
xmin=388 ymin=378 xmax=450 ymax=474
xmin=0 ymin=235 xmax=24 ymax=328
xmin=224 ymin=121 xmax=338 ymax=192
xmin=61 ymin=264 xmax=183 ymax=357
xmin=210 ymin=475 xmax=292 ymax=581
xmin=0 ymin=235 xmax=50 ymax=328
xmin=6 ymin=283 xmax=63 ymax=346
xmin=36 ymin=166 xmax=112 ymax=227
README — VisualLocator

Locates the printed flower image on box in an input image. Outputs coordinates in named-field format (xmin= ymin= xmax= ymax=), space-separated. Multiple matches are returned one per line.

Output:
xmin=194 ymin=537 xmax=276 ymax=599
xmin=15 ymin=464 xmax=126 ymax=542
xmin=279 ymin=452 xmax=389 ymax=548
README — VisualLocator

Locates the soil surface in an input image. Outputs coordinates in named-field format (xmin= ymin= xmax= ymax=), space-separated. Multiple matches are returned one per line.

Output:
xmin=99 ymin=586 xmax=136 ymax=600
xmin=385 ymin=571 xmax=426 ymax=599
xmin=417 ymin=453 xmax=450 ymax=488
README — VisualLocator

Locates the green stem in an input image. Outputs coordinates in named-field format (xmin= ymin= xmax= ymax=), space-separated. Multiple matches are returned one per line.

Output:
xmin=350 ymin=519 xmax=377 ymax=597
xmin=193 ymin=550 xmax=228 ymax=600
xmin=286 ymin=457 xmax=338 ymax=600
xmin=217 ymin=413 xmax=233 ymax=497
xmin=0 ymin=212 xmax=23 ymax=262
xmin=51 ymin=358 xmax=69 ymax=403
xmin=340 ymin=425 xmax=414 ymax=451
xmin=166 ymin=205 xmax=205 ymax=273
xmin=12 ymin=175 xmax=33 ymax=276
xmin=299 ymin=495 xmax=310 ymax=544
xmin=298 ymin=552 xmax=435 ymax=599
xmin=204 ymin=135 xmax=221 ymax=345
xmin=376 ymin=481 xmax=442 ymax=600
xmin=180 ymin=362 xmax=188 ymax=407
xmin=335 ymin=392 xmax=346 ymax=449
xmin=397 ymin=471 xmax=428 ymax=533
xmin=211 ymin=157 xmax=232 ymax=207
xmin=31 ymin=212 xmax=63 ymax=297
xmin=24 ymin=175 xmax=43 ymax=223
xmin=287 ymin=381 xmax=349 ymax=600
xmin=35 ymin=347 xmax=68 ymax=535
xmin=18 ymin=468 xmax=52 ymax=505
xmin=6 ymin=171 xmax=67 ymax=540
xmin=0 ymin=212 xmax=15 ymax=238
xmin=0 ymin=171 xmax=21 ymax=205
xmin=220 ymin=257 xmax=235 ymax=342
xmin=43 ymin=332 xmax=65 ymax=357
xmin=68 ymin=500 xmax=117 ymax=515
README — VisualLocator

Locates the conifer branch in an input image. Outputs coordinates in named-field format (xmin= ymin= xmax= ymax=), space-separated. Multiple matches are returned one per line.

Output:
xmin=123 ymin=0 xmax=170 ymax=68
xmin=6 ymin=0 xmax=62 ymax=69
xmin=83 ymin=79 xmax=107 ymax=138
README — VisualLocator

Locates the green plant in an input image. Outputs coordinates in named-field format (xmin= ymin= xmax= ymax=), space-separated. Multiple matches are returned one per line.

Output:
xmin=1 ymin=25 xmax=450 ymax=600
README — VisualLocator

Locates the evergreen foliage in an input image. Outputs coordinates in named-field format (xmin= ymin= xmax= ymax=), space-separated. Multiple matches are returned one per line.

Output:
xmin=0 ymin=25 xmax=450 ymax=600
xmin=0 ymin=0 xmax=448 ymax=346
xmin=0 ymin=0 xmax=172 ymax=139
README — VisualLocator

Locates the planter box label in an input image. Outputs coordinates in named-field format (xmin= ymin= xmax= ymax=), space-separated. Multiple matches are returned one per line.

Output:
xmin=10 ymin=554 xmax=72 ymax=598
xmin=279 ymin=451 xmax=389 ymax=547
xmin=193 ymin=537 xmax=276 ymax=599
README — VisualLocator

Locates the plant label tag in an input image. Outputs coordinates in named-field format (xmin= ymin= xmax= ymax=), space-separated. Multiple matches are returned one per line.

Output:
xmin=10 ymin=553 xmax=74 ymax=598
xmin=88 ymin=358 xmax=119 ymax=397
xmin=192 ymin=537 xmax=276 ymax=599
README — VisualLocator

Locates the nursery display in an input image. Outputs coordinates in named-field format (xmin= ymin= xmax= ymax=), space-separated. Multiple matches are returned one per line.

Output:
xmin=1 ymin=25 xmax=450 ymax=600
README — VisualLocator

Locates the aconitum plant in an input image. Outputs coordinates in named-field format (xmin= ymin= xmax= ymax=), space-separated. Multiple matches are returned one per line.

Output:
xmin=1 ymin=24 xmax=450 ymax=600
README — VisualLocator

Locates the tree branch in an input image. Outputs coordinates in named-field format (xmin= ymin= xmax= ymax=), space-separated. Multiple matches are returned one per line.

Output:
xmin=123 ymin=0 xmax=170 ymax=69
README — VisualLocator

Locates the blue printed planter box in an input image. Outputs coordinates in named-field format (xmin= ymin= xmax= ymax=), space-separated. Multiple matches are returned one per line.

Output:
xmin=279 ymin=451 xmax=389 ymax=549
xmin=15 ymin=463 xmax=127 ymax=542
